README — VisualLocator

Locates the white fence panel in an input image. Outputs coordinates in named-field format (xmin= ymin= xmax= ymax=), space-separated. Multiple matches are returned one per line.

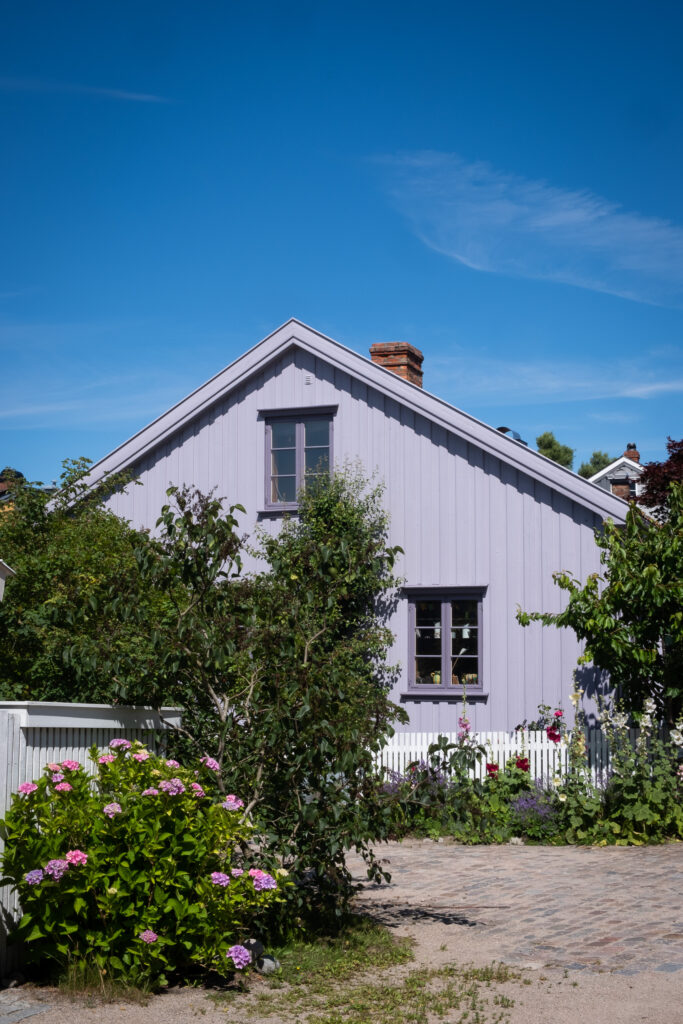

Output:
xmin=0 ymin=702 xmax=181 ymax=977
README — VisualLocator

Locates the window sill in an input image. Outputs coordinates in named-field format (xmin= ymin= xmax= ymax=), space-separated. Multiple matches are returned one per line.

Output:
xmin=400 ymin=690 xmax=489 ymax=703
xmin=257 ymin=506 xmax=300 ymax=519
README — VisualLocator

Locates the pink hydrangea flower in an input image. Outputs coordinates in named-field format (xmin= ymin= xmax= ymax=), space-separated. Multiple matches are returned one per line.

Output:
xmin=61 ymin=760 xmax=81 ymax=771
xmin=222 ymin=795 xmax=244 ymax=811
xmin=165 ymin=759 xmax=180 ymax=768
xmin=160 ymin=778 xmax=185 ymax=796
xmin=210 ymin=871 xmax=230 ymax=887
xmin=109 ymin=738 xmax=131 ymax=751
xmin=55 ymin=782 xmax=73 ymax=792
xmin=139 ymin=930 xmax=158 ymax=944
xmin=103 ymin=802 xmax=122 ymax=817
xmin=231 ymin=868 xmax=244 ymax=878
xmin=65 ymin=849 xmax=88 ymax=866
xmin=132 ymin=751 xmax=150 ymax=762
xmin=200 ymin=755 xmax=220 ymax=771
xmin=191 ymin=782 xmax=205 ymax=797
xmin=227 ymin=944 xmax=251 ymax=970
xmin=46 ymin=763 xmax=60 ymax=772
xmin=98 ymin=754 xmax=116 ymax=765
xmin=45 ymin=859 xmax=69 ymax=880
xmin=18 ymin=782 xmax=38 ymax=796
xmin=142 ymin=787 xmax=159 ymax=796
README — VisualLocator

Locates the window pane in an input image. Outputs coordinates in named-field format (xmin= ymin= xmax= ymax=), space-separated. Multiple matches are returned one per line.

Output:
xmin=451 ymin=634 xmax=477 ymax=658
xmin=271 ymin=421 xmax=296 ymax=448
xmin=305 ymin=419 xmax=329 ymax=447
xmin=271 ymin=476 xmax=296 ymax=503
xmin=451 ymin=599 xmax=477 ymax=627
xmin=415 ymin=600 xmax=441 ymax=628
xmin=451 ymin=661 xmax=478 ymax=687
xmin=305 ymin=448 xmax=329 ymax=476
xmin=415 ymin=629 xmax=441 ymax=657
xmin=272 ymin=449 xmax=296 ymax=476
xmin=415 ymin=657 xmax=442 ymax=685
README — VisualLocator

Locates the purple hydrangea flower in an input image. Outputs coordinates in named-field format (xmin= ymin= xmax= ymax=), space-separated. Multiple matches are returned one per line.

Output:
xmin=139 ymin=929 xmax=158 ymax=943
xmin=210 ymin=872 xmax=230 ymax=887
xmin=200 ymin=755 xmax=220 ymax=771
xmin=142 ymin=787 xmax=159 ymax=796
xmin=159 ymin=778 xmax=185 ymax=796
xmin=249 ymin=869 xmax=277 ymax=891
xmin=51 ymin=772 xmax=65 ymax=783
xmin=103 ymin=802 xmax=122 ymax=818
xmin=227 ymin=944 xmax=251 ymax=970
xmin=45 ymin=859 xmax=69 ymax=880
xmin=222 ymin=795 xmax=244 ymax=811
xmin=231 ymin=868 xmax=244 ymax=878
xmin=25 ymin=869 xmax=44 ymax=885
xmin=109 ymin=738 xmax=131 ymax=751
xmin=165 ymin=759 xmax=180 ymax=768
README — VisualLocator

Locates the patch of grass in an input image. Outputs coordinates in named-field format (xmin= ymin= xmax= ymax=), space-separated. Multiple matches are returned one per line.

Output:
xmin=57 ymin=963 xmax=151 ymax=1006
xmin=269 ymin=914 xmax=414 ymax=988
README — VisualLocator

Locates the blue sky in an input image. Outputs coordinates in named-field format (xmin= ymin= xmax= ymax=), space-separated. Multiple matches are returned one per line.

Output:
xmin=2 ymin=0 xmax=682 ymax=484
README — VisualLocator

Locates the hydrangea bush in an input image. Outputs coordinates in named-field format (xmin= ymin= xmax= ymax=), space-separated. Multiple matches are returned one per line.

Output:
xmin=0 ymin=741 xmax=283 ymax=987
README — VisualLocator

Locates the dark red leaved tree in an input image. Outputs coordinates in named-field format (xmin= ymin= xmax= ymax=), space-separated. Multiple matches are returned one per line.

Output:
xmin=638 ymin=438 xmax=683 ymax=520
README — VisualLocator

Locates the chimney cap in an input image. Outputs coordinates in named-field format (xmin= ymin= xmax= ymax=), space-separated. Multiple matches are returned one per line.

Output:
xmin=369 ymin=341 xmax=424 ymax=388
xmin=624 ymin=442 xmax=641 ymax=462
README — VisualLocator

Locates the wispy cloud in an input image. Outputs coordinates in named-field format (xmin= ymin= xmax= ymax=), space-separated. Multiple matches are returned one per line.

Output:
xmin=428 ymin=350 xmax=683 ymax=407
xmin=379 ymin=152 xmax=683 ymax=306
xmin=0 ymin=76 xmax=168 ymax=104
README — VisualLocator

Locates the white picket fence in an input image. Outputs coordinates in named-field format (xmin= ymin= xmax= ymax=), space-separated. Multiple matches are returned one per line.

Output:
xmin=374 ymin=728 xmax=614 ymax=784
xmin=0 ymin=702 xmax=182 ymax=977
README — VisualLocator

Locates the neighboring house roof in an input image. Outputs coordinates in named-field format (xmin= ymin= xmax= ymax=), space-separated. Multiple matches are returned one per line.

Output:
xmin=85 ymin=318 xmax=628 ymax=522
xmin=589 ymin=455 xmax=643 ymax=486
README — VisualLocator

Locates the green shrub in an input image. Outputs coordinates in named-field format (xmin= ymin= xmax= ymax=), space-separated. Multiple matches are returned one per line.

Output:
xmin=0 ymin=741 xmax=283 ymax=988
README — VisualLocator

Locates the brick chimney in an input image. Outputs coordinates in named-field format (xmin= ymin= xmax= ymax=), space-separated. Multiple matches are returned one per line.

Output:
xmin=623 ymin=443 xmax=640 ymax=463
xmin=369 ymin=342 xmax=424 ymax=387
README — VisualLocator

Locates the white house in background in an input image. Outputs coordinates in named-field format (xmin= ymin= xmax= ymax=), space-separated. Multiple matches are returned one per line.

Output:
xmin=589 ymin=443 xmax=644 ymax=502
xmin=0 ymin=560 xmax=15 ymax=602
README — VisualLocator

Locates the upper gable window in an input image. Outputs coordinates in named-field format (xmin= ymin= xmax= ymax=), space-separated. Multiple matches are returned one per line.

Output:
xmin=265 ymin=412 xmax=332 ymax=509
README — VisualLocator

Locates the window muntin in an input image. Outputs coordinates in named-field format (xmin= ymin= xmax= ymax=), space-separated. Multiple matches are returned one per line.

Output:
xmin=409 ymin=592 xmax=483 ymax=691
xmin=266 ymin=413 xmax=332 ymax=509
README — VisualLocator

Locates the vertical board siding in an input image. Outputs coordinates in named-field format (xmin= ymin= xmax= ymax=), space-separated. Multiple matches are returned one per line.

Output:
xmin=0 ymin=710 xmax=173 ymax=975
xmin=103 ymin=354 xmax=608 ymax=734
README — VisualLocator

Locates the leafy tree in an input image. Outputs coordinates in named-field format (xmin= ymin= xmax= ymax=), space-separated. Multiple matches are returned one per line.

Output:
xmin=536 ymin=431 xmax=574 ymax=469
xmin=121 ymin=470 xmax=406 ymax=914
xmin=0 ymin=459 xmax=166 ymax=703
xmin=517 ymin=483 xmax=683 ymax=723
xmin=578 ymin=450 xmax=614 ymax=479
xmin=638 ymin=437 xmax=683 ymax=521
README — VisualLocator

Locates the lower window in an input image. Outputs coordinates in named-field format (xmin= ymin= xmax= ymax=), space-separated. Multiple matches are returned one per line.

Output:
xmin=407 ymin=591 xmax=483 ymax=693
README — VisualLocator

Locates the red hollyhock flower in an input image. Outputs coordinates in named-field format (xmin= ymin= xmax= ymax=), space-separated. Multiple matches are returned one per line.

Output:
xmin=486 ymin=762 xmax=499 ymax=777
xmin=515 ymin=756 xmax=530 ymax=772
xmin=546 ymin=726 xmax=561 ymax=744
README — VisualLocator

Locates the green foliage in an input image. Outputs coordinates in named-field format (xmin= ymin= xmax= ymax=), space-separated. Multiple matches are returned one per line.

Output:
xmin=517 ymin=483 xmax=683 ymax=723
xmin=0 ymin=459 xmax=167 ymax=703
xmin=0 ymin=743 xmax=282 ymax=988
xmin=535 ymin=431 xmax=574 ymax=469
xmin=578 ymin=450 xmax=614 ymax=479
xmin=114 ymin=468 xmax=406 ymax=915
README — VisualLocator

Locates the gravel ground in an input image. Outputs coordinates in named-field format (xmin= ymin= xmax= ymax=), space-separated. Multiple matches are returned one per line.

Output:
xmin=3 ymin=839 xmax=682 ymax=1024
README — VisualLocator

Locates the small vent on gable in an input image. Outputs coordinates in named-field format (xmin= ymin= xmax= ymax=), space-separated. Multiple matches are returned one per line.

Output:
xmin=304 ymin=373 xmax=313 ymax=386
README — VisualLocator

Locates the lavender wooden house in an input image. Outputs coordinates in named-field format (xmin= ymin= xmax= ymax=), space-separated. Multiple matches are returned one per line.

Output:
xmin=89 ymin=319 xmax=627 ymax=733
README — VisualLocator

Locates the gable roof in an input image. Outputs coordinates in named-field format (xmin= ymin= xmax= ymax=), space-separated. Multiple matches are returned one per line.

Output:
xmin=589 ymin=455 xmax=643 ymax=485
xmin=86 ymin=318 xmax=628 ymax=522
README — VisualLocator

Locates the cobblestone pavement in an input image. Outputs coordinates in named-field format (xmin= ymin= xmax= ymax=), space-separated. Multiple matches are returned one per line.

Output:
xmin=0 ymin=986 xmax=50 ymax=1024
xmin=350 ymin=839 xmax=683 ymax=976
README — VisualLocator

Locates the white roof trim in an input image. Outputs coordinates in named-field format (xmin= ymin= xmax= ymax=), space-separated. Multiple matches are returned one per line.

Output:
xmin=589 ymin=455 xmax=643 ymax=484
xmin=85 ymin=318 xmax=628 ymax=522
